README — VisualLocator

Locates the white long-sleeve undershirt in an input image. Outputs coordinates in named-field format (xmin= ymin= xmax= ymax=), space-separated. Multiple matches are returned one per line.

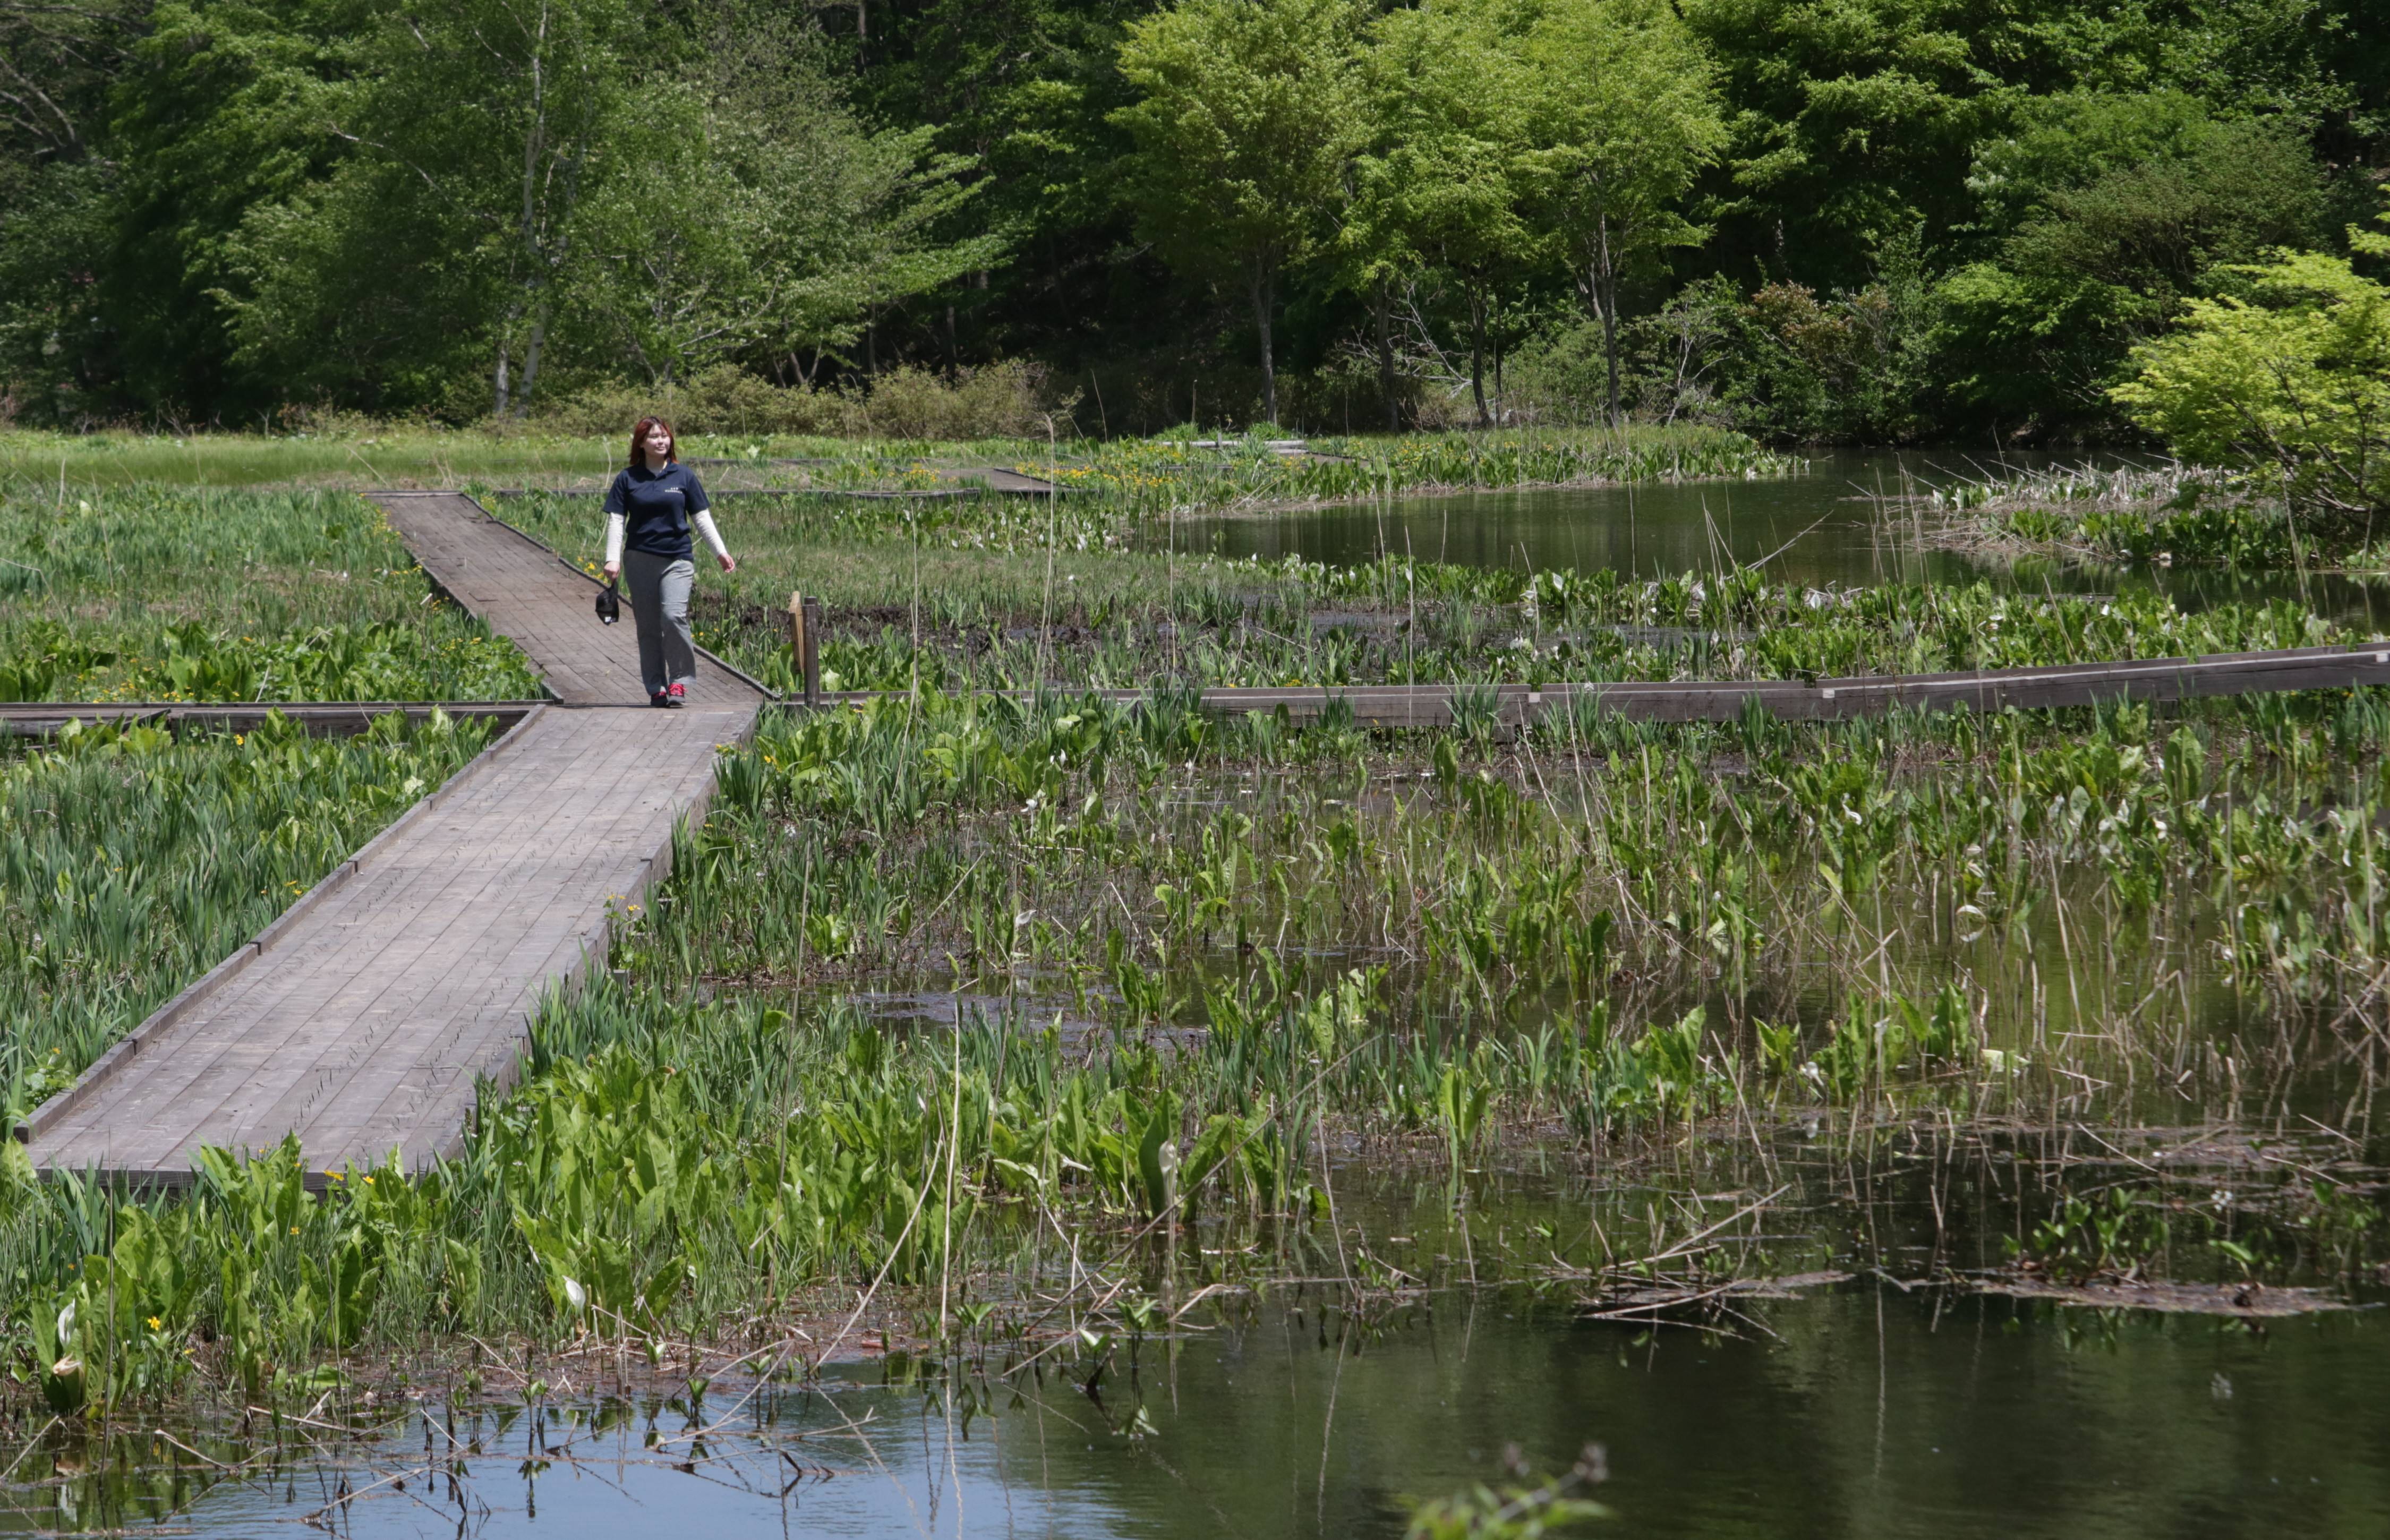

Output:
xmin=605 ymin=511 xmax=728 ymax=564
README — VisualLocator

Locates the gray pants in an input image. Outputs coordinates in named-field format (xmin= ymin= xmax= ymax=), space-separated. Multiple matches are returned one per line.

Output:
xmin=624 ymin=549 xmax=697 ymax=697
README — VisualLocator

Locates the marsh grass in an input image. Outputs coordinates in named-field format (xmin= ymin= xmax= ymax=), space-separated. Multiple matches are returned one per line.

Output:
xmin=497 ymin=480 xmax=2341 ymax=697
xmin=0 ymin=484 xmax=540 ymax=701
xmin=1906 ymin=461 xmax=2390 ymax=572
xmin=0 ymin=428 xmax=633 ymax=492
xmin=3 ymin=441 xmax=2384 ymax=1431
xmin=2 ymin=421 xmax=1786 ymax=491
xmin=7 ymin=674 xmax=2384 ymax=1429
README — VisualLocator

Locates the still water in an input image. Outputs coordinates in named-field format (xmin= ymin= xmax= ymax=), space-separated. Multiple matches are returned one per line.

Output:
xmin=1175 ymin=452 xmax=2390 ymax=630
xmin=28 ymin=1271 xmax=2384 ymax=1537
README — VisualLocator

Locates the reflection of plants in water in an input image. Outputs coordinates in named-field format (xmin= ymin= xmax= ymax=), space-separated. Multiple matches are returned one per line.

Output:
xmin=2295 ymin=1180 xmax=2383 ymax=1276
xmin=1403 ymin=1443 xmax=1611 ymax=1539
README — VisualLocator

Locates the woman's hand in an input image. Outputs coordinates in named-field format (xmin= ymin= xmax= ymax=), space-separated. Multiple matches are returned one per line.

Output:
xmin=717 ymin=552 xmax=737 ymax=574
xmin=602 ymin=560 xmax=620 ymax=579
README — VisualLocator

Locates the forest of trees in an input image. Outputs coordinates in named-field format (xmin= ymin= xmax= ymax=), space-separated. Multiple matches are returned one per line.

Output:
xmin=1 ymin=0 xmax=2383 ymax=442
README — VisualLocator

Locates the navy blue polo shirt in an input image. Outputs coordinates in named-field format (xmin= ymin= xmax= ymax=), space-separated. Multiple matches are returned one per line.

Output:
xmin=603 ymin=462 xmax=711 ymax=559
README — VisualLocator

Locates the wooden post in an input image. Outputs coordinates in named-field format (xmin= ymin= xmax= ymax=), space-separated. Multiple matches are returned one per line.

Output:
xmin=788 ymin=591 xmax=823 ymax=706
xmin=798 ymin=591 xmax=817 ymax=707
xmin=802 ymin=596 xmax=823 ymax=705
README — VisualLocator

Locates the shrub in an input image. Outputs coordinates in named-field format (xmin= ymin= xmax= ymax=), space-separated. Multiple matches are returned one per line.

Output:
xmin=533 ymin=366 xmax=846 ymax=439
xmin=2112 ymin=230 xmax=2390 ymax=549
xmin=533 ymin=360 xmax=1053 ymax=441
xmin=853 ymin=360 xmax=1049 ymax=440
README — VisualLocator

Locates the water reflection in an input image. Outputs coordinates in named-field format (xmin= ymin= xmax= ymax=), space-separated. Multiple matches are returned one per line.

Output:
xmin=22 ymin=1290 xmax=2378 ymax=1538
xmin=1172 ymin=452 xmax=2390 ymax=630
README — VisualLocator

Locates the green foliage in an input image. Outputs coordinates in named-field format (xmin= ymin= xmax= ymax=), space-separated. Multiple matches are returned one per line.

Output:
xmin=11 ymin=541 xmax=2390 ymax=1398
xmin=5 ymin=0 xmax=1002 ymax=422
xmin=1114 ymin=0 xmax=1365 ymax=420
xmin=1517 ymin=0 xmax=1727 ymax=425
xmin=2011 ymin=1188 xmax=2173 ymax=1282
xmin=1808 ymin=985 xmax=1978 ymax=1097
xmin=0 ymin=485 xmax=541 ymax=700
xmin=1937 ymin=101 xmax=2329 ymax=427
xmin=4 ymin=0 xmax=2388 ymax=441
xmin=1351 ymin=0 xmax=1533 ymax=427
xmin=2112 ymin=231 xmax=2390 ymax=544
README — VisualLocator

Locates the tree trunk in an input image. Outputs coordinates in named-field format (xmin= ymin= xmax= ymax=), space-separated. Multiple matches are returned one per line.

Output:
xmin=492 ymin=338 xmax=513 ymax=421
xmin=1601 ymin=300 xmax=1620 ymax=430
xmin=512 ymin=6 xmax=551 ymax=423
xmin=1250 ymin=258 xmax=1278 ymax=426
xmin=519 ymin=306 xmax=549 ymax=418
xmin=1373 ymin=276 xmax=1399 ymax=431
xmin=1594 ymin=211 xmax=1620 ymax=428
xmin=1467 ymin=280 xmax=1490 ymax=429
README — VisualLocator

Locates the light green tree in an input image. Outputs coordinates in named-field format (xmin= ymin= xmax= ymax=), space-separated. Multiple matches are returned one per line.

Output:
xmin=219 ymin=0 xmax=646 ymax=417
xmin=1517 ymin=0 xmax=1725 ymax=426
xmin=2112 ymin=221 xmax=2390 ymax=545
xmin=220 ymin=0 xmax=1005 ymax=416
xmin=575 ymin=10 xmax=1006 ymax=387
xmin=1114 ymin=0 xmax=1364 ymax=425
xmin=1354 ymin=0 xmax=1535 ymax=427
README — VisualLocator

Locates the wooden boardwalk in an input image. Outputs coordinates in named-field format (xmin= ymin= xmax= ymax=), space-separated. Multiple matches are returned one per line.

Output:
xmin=772 ymin=643 xmax=2390 ymax=727
xmin=20 ymin=494 xmax=767 ymax=1184
xmin=1167 ymin=644 xmax=2390 ymax=726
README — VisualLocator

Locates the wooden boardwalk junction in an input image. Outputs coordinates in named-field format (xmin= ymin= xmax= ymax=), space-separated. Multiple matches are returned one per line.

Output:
xmin=15 ymin=487 xmax=2390 ymax=1184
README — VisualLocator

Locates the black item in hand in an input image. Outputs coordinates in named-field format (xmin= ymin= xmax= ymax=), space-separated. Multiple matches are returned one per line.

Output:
xmin=595 ymin=577 xmax=621 ymax=626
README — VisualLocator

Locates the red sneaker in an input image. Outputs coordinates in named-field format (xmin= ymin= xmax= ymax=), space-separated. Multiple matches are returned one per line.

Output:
xmin=651 ymin=690 xmax=672 ymax=708
xmin=665 ymin=682 xmax=687 ymax=708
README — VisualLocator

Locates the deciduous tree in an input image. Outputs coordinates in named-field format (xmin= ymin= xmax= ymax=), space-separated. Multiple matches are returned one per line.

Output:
xmin=1114 ymin=0 xmax=1364 ymax=424
xmin=2112 ymin=222 xmax=2390 ymax=542
xmin=1517 ymin=0 xmax=1725 ymax=426
xmin=1354 ymin=0 xmax=1533 ymax=427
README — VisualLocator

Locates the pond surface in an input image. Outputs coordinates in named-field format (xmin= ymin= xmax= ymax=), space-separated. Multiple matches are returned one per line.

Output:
xmin=24 ymin=1288 xmax=2386 ymax=1539
xmin=1174 ymin=452 xmax=2390 ymax=630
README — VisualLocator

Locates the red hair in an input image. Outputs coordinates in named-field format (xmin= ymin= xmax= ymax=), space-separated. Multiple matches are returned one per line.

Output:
xmin=628 ymin=416 xmax=677 ymax=470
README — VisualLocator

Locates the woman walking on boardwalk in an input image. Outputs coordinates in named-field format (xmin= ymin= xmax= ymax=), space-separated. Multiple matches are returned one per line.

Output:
xmin=602 ymin=416 xmax=737 ymax=707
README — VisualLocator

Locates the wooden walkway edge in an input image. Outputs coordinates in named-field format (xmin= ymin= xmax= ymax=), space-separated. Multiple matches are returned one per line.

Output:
xmin=11 ymin=642 xmax=2390 ymax=742
xmin=777 ymin=642 xmax=2390 ymax=727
